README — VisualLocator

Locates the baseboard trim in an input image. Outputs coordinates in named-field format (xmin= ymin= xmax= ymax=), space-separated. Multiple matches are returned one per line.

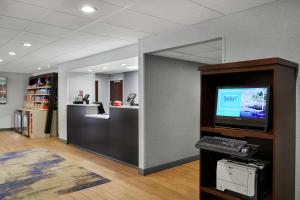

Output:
xmin=139 ymin=155 xmax=199 ymax=176
xmin=0 ymin=128 xmax=14 ymax=131
xmin=59 ymin=138 xmax=68 ymax=144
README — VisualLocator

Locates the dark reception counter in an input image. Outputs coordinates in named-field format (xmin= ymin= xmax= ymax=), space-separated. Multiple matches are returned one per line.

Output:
xmin=67 ymin=104 xmax=138 ymax=166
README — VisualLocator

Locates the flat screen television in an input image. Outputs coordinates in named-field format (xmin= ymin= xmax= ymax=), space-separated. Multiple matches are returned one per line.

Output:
xmin=215 ymin=86 xmax=270 ymax=130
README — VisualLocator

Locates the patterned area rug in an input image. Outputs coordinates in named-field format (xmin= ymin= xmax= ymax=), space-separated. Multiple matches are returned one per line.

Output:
xmin=0 ymin=148 xmax=110 ymax=200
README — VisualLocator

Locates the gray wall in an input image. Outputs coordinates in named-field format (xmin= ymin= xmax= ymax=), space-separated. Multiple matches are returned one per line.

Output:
xmin=0 ymin=72 xmax=31 ymax=129
xmin=124 ymin=71 xmax=139 ymax=104
xmin=95 ymin=73 xmax=110 ymax=112
xmin=144 ymin=55 xmax=200 ymax=168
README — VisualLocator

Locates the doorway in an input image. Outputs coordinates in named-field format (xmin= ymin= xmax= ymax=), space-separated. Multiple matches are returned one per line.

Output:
xmin=110 ymin=80 xmax=123 ymax=103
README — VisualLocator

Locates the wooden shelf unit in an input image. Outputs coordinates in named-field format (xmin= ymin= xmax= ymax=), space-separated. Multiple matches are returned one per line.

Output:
xmin=198 ymin=58 xmax=298 ymax=200
xmin=24 ymin=73 xmax=58 ymax=134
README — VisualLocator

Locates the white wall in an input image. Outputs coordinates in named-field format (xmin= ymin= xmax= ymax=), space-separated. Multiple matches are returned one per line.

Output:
xmin=95 ymin=73 xmax=110 ymax=112
xmin=0 ymin=72 xmax=31 ymax=129
xmin=67 ymin=72 xmax=95 ymax=104
xmin=139 ymin=0 xmax=300 ymax=196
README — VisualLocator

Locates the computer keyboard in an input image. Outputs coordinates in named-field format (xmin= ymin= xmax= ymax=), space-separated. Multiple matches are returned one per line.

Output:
xmin=195 ymin=136 xmax=247 ymax=153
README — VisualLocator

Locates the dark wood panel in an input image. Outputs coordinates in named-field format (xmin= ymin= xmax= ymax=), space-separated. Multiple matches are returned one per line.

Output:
xmin=67 ymin=105 xmax=138 ymax=166
xmin=110 ymin=108 xmax=139 ymax=166
xmin=110 ymin=80 xmax=123 ymax=102
xmin=198 ymin=58 xmax=298 ymax=200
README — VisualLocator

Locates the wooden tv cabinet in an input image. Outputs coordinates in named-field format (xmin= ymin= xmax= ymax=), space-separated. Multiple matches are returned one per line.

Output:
xmin=198 ymin=58 xmax=298 ymax=200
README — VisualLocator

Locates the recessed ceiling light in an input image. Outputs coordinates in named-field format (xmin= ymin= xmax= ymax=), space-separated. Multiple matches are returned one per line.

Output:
xmin=121 ymin=63 xmax=127 ymax=66
xmin=9 ymin=51 xmax=16 ymax=56
xmin=103 ymin=67 xmax=107 ymax=70
xmin=0 ymin=59 xmax=3 ymax=62
xmin=47 ymin=64 xmax=51 ymax=68
xmin=88 ymin=69 xmax=93 ymax=72
xmin=127 ymin=66 xmax=138 ymax=69
xmin=23 ymin=42 xmax=32 ymax=47
xmin=81 ymin=5 xmax=96 ymax=13
xmin=37 ymin=67 xmax=41 ymax=70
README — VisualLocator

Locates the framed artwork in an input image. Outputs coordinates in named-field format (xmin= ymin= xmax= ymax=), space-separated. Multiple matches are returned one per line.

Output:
xmin=0 ymin=77 xmax=7 ymax=104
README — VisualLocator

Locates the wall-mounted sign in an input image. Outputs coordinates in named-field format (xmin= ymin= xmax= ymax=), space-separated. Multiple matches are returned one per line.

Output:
xmin=0 ymin=77 xmax=7 ymax=104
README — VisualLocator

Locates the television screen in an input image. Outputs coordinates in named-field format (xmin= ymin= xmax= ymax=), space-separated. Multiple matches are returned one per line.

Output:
xmin=215 ymin=87 xmax=269 ymax=129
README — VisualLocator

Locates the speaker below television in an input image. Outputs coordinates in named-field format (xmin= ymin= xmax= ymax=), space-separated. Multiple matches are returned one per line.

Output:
xmin=214 ymin=86 xmax=270 ymax=131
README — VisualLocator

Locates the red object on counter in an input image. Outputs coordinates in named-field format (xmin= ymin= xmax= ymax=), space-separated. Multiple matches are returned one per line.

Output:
xmin=113 ymin=101 xmax=122 ymax=106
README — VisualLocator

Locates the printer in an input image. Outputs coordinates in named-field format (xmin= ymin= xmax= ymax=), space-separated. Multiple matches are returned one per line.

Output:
xmin=217 ymin=158 xmax=271 ymax=200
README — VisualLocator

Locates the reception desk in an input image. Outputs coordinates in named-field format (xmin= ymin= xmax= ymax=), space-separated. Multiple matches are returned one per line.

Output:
xmin=67 ymin=104 xmax=138 ymax=166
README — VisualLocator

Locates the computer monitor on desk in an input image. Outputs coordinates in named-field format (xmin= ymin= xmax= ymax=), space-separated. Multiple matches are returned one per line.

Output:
xmin=127 ymin=93 xmax=136 ymax=106
xmin=96 ymin=102 xmax=105 ymax=114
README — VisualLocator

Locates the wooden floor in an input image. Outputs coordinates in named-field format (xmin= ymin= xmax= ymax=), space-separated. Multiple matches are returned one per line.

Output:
xmin=0 ymin=131 xmax=199 ymax=200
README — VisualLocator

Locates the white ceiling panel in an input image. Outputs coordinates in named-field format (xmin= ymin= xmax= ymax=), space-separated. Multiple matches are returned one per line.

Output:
xmin=129 ymin=0 xmax=222 ymax=25
xmin=0 ymin=28 xmax=19 ymax=46
xmin=0 ymin=0 xmax=49 ymax=22
xmin=83 ymin=22 xmax=153 ymax=41
xmin=15 ymin=31 xmax=57 ymax=44
xmin=104 ymin=9 xmax=158 ymax=30
xmin=0 ymin=16 xmax=29 ymax=31
xmin=40 ymin=11 xmax=93 ymax=30
xmin=16 ymin=0 xmax=123 ymax=20
xmin=136 ymin=19 xmax=185 ymax=35
xmin=174 ymin=43 xmax=218 ymax=55
xmin=192 ymin=0 xmax=276 ymax=15
xmin=103 ymin=0 xmax=137 ymax=7
xmin=0 ymin=0 xmax=275 ymax=73
xmin=25 ymin=22 xmax=73 ymax=38
xmin=152 ymin=39 xmax=222 ymax=64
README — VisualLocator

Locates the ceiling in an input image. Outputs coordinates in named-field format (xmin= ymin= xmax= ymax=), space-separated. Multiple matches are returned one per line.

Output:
xmin=151 ymin=39 xmax=222 ymax=64
xmin=73 ymin=56 xmax=138 ymax=74
xmin=0 ymin=0 xmax=275 ymax=73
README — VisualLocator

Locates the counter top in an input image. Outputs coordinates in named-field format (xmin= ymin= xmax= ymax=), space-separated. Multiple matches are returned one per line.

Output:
xmin=68 ymin=104 xmax=98 ymax=107
xmin=85 ymin=114 xmax=110 ymax=119
xmin=110 ymin=105 xmax=139 ymax=109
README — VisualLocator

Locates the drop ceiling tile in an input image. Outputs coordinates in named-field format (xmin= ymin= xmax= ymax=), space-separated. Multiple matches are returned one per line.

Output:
xmin=192 ymin=0 xmax=276 ymax=15
xmin=54 ymin=0 xmax=123 ymax=20
xmin=203 ymin=40 xmax=222 ymax=49
xmin=0 ymin=16 xmax=29 ymax=31
xmin=129 ymin=0 xmax=222 ymax=25
xmin=25 ymin=22 xmax=73 ymax=38
xmin=15 ymin=0 xmax=64 ymax=9
xmin=66 ymin=32 xmax=111 ymax=45
xmin=16 ymin=31 xmax=57 ymax=44
xmin=137 ymin=19 xmax=185 ymax=35
xmin=83 ymin=22 xmax=153 ymax=40
xmin=175 ymin=49 xmax=221 ymax=59
xmin=103 ymin=0 xmax=137 ymax=7
xmin=175 ymin=44 xmax=218 ymax=55
xmin=0 ymin=28 xmax=19 ymax=46
xmin=40 ymin=11 xmax=93 ymax=30
xmin=0 ymin=0 xmax=49 ymax=22
xmin=18 ymin=0 xmax=123 ymax=20
xmin=104 ymin=9 xmax=158 ymax=30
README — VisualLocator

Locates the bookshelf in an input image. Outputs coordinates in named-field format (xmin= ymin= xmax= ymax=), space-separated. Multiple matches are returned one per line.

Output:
xmin=24 ymin=73 xmax=58 ymax=133
xmin=198 ymin=58 xmax=298 ymax=200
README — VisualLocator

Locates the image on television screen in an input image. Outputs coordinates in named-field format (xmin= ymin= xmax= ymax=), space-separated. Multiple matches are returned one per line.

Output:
xmin=216 ymin=87 xmax=268 ymax=119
